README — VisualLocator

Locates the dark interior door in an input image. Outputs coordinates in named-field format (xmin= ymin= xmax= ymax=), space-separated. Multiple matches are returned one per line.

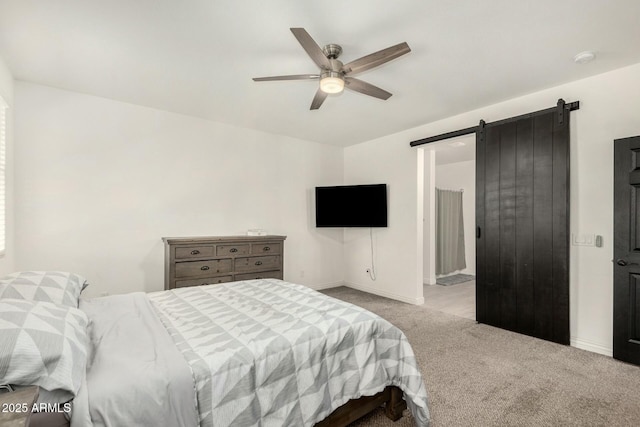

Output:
xmin=613 ymin=136 xmax=640 ymax=365
xmin=476 ymin=105 xmax=570 ymax=344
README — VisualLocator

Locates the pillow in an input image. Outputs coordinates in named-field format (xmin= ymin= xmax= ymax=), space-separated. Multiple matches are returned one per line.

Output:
xmin=0 ymin=299 xmax=88 ymax=403
xmin=0 ymin=271 xmax=89 ymax=308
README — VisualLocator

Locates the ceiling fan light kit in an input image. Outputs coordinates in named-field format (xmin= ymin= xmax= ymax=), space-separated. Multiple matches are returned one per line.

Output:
xmin=253 ymin=28 xmax=411 ymax=109
xmin=320 ymin=73 xmax=344 ymax=94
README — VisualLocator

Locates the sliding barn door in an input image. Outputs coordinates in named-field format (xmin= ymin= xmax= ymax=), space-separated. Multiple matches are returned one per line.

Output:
xmin=476 ymin=105 xmax=570 ymax=344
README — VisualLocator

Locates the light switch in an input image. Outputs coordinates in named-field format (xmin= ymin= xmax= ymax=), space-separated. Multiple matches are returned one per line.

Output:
xmin=572 ymin=233 xmax=595 ymax=246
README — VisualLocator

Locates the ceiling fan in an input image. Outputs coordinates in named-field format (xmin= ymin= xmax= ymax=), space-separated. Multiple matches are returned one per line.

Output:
xmin=253 ymin=28 xmax=411 ymax=110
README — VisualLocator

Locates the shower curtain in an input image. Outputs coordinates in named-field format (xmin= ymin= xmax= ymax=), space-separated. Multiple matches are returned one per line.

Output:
xmin=435 ymin=188 xmax=466 ymax=275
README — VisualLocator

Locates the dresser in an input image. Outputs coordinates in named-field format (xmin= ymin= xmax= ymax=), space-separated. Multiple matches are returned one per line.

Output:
xmin=162 ymin=235 xmax=286 ymax=290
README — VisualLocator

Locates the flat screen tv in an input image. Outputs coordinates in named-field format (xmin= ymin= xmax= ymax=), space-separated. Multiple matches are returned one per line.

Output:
xmin=315 ymin=184 xmax=387 ymax=227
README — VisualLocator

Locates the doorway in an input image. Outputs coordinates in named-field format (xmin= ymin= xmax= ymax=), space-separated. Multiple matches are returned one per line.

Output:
xmin=417 ymin=101 xmax=573 ymax=346
xmin=422 ymin=136 xmax=476 ymax=320
xmin=613 ymin=135 xmax=640 ymax=365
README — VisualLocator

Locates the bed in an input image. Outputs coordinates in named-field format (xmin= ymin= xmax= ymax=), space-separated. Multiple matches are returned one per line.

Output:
xmin=0 ymin=272 xmax=430 ymax=426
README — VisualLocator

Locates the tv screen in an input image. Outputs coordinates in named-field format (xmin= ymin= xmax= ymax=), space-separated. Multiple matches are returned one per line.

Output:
xmin=315 ymin=184 xmax=387 ymax=227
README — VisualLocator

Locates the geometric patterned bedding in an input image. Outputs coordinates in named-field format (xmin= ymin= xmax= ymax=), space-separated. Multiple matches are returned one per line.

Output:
xmin=0 ymin=299 xmax=88 ymax=403
xmin=0 ymin=271 xmax=89 ymax=308
xmin=148 ymin=279 xmax=430 ymax=426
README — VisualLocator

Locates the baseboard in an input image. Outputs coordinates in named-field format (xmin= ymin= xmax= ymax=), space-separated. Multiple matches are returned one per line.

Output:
xmin=307 ymin=281 xmax=344 ymax=291
xmin=423 ymin=278 xmax=437 ymax=285
xmin=570 ymin=338 xmax=612 ymax=357
xmin=343 ymin=281 xmax=425 ymax=305
xmin=318 ymin=280 xmax=612 ymax=356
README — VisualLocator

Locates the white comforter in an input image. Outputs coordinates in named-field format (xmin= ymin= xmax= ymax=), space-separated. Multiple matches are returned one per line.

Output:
xmin=149 ymin=279 xmax=430 ymax=426
xmin=73 ymin=279 xmax=430 ymax=426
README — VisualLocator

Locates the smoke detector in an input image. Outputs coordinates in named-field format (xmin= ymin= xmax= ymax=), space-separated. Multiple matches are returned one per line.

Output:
xmin=574 ymin=51 xmax=596 ymax=64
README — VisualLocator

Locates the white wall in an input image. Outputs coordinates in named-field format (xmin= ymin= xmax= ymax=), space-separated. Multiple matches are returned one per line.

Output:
xmin=14 ymin=82 xmax=345 ymax=297
xmin=12 ymin=62 xmax=640 ymax=356
xmin=0 ymin=54 xmax=14 ymax=276
xmin=435 ymin=158 xmax=476 ymax=276
xmin=343 ymin=133 xmax=424 ymax=304
xmin=344 ymin=62 xmax=640 ymax=356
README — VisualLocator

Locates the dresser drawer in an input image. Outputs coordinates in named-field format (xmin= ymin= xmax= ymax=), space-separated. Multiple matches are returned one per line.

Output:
xmin=175 ymin=276 xmax=233 ymax=288
xmin=235 ymin=255 xmax=280 ymax=272
xmin=235 ymin=271 xmax=283 ymax=281
xmin=175 ymin=245 xmax=215 ymax=259
xmin=216 ymin=244 xmax=249 ymax=256
xmin=163 ymin=235 xmax=286 ymax=290
xmin=175 ymin=259 xmax=232 ymax=278
xmin=250 ymin=242 xmax=281 ymax=255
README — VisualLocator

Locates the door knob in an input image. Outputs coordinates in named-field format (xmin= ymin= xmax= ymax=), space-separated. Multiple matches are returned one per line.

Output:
xmin=616 ymin=259 xmax=638 ymax=266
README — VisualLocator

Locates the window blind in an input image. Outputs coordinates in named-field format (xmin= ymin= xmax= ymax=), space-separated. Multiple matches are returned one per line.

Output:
xmin=0 ymin=98 xmax=6 ymax=256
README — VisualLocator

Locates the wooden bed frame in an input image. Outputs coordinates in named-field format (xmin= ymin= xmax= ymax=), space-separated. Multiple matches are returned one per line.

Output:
xmin=28 ymin=385 xmax=405 ymax=427
xmin=316 ymin=385 xmax=407 ymax=426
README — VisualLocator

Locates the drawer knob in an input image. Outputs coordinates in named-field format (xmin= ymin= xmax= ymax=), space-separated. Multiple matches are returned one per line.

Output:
xmin=230 ymin=248 xmax=238 ymax=253
xmin=263 ymin=246 xmax=271 ymax=251
xmin=191 ymin=249 xmax=200 ymax=255
xmin=255 ymin=261 xmax=263 ymax=266
xmin=201 ymin=266 xmax=210 ymax=271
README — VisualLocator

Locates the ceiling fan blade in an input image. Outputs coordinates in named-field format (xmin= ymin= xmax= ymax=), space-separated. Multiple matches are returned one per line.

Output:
xmin=290 ymin=28 xmax=331 ymax=70
xmin=253 ymin=74 xmax=319 ymax=82
xmin=342 ymin=42 xmax=411 ymax=75
xmin=310 ymin=88 xmax=328 ymax=110
xmin=344 ymin=77 xmax=392 ymax=100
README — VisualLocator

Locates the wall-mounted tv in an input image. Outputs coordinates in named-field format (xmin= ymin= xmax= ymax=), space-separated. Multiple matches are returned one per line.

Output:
xmin=315 ymin=184 xmax=387 ymax=227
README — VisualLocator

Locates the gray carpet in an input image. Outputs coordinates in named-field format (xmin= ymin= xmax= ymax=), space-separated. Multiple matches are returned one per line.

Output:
xmin=321 ymin=286 xmax=640 ymax=427
xmin=436 ymin=274 xmax=475 ymax=286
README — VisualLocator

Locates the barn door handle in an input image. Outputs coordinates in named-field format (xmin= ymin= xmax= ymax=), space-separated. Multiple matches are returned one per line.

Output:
xmin=616 ymin=259 xmax=638 ymax=266
xmin=476 ymin=227 xmax=481 ymax=238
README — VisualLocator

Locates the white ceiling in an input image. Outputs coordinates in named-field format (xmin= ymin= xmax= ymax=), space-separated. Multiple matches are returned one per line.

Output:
xmin=1 ymin=0 xmax=640 ymax=147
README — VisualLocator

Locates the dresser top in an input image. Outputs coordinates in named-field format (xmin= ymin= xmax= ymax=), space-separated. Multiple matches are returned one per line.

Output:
xmin=163 ymin=235 xmax=287 ymax=244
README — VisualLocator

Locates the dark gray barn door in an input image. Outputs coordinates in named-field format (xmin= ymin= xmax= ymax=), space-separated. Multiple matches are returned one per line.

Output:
xmin=613 ymin=136 xmax=640 ymax=365
xmin=476 ymin=105 xmax=570 ymax=344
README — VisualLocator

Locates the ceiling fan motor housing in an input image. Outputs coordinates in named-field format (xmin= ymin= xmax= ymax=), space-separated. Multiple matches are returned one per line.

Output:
xmin=321 ymin=69 xmax=343 ymax=80
xmin=324 ymin=56 xmax=344 ymax=72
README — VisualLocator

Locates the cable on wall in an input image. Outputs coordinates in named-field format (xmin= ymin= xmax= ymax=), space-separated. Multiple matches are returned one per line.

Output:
xmin=368 ymin=227 xmax=377 ymax=281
